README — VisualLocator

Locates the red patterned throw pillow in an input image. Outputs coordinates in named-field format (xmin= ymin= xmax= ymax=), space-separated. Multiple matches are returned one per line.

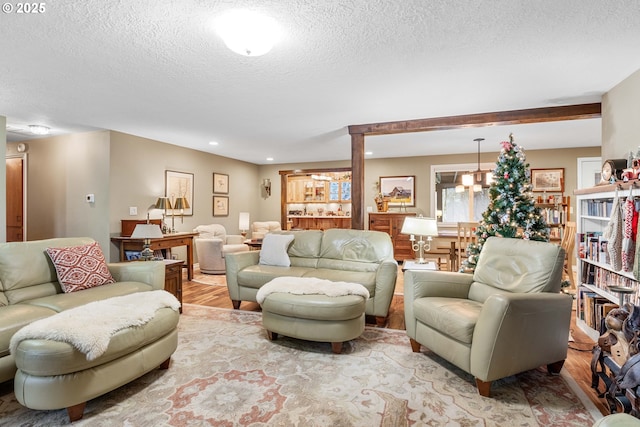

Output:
xmin=46 ymin=241 xmax=116 ymax=293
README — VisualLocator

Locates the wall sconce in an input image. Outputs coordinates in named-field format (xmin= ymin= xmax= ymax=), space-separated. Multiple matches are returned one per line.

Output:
xmin=400 ymin=216 xmax=439 ymax=264
xmin=239 ymin=212 xmax=250 ymax=238
xmin=263 ymin=178 xmax=271 ymax=197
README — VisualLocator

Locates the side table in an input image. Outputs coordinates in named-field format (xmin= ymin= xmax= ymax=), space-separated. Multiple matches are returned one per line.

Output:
xmin=164 ymin=259 xmax=183 ymax=313
xmin=402 ymin=260 xmax=437 ymax=272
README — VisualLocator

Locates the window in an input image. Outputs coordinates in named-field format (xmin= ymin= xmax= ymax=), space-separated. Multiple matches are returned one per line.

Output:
xmin=431 ymin=163 xmax=494 ymax=224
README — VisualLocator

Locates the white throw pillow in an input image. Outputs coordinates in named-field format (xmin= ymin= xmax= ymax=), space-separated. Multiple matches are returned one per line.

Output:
xmin=259 ymin=234 xmax=295 ymax=267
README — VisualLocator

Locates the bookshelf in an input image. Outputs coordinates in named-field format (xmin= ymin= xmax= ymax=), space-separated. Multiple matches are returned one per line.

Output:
xmin=535 ymin=195 xmax=570 ymax=241
xmin=575 ymin=183 xmax=640 ymax=341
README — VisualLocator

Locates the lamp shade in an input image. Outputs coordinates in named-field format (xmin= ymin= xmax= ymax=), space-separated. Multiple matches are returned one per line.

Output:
xmin=174 ymin=197 xmax=190 ymax=210
xmin=131 ymin=224 xmax=164 ymax=239
xmin=239 ymin=212 xmax=250 ymax=230
xmin=462 ymin=174 xmax=474 ymax=187
xmin=400 ymin=217 xmax=438 ymax=237
xmin=154 ymin=197 xmax=172 ymax=210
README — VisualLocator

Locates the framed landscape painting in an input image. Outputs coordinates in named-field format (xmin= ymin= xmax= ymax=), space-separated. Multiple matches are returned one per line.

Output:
xmin=531 ymin=168 xmax=564 ymax=192
xmin=379 ymin=176 xmax=415 ymax=207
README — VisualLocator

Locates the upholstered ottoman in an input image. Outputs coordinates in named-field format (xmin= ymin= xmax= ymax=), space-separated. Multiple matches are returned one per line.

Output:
xmin=10 ymin=291 xmax=180 ymax=422
xmin=256 ymin=277 xmax=369 ymax=354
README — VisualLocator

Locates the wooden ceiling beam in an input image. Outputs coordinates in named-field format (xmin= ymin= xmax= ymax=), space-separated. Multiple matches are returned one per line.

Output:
xmin=347 ymin=103 xmax=601 ymax=136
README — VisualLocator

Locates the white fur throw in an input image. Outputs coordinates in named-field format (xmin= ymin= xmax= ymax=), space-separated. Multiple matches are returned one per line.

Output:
xmin=256 ymin=277 xmax=370 ymax=304
xmin=10 ymin=290 xmax=180 ymax=361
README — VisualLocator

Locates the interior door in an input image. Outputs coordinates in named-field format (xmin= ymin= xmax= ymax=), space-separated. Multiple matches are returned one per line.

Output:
xmin=6 ymin=156 xmax=24 ymax=241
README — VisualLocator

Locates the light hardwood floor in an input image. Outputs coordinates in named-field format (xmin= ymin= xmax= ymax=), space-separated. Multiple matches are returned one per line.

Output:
xmin=181 ymin=272 xmax=607 ymax=416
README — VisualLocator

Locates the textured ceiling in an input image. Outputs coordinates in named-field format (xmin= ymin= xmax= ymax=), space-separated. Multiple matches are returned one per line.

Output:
xmin=2 ymin=0 xmax=640 ymax=164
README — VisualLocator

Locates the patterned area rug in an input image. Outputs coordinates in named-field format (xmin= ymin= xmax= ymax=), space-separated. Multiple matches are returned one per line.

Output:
xmin=0 ymin=304 xmax=601 ymax=426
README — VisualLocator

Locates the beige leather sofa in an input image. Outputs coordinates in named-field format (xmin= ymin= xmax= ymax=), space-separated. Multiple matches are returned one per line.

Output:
xmin=0 ymin=237 xmax=166 ymax=385
xmin=404 ymin=236 xmax=572 ymax=397
xmin=225 ymin=229 xmax=398 ymax=325
xmin=194 ymin=224 xmax=250 ymax=274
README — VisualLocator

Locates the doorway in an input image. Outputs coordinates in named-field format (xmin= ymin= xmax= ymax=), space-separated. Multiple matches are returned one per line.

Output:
xmin=6 ymin=154 xmax=26 ymax=241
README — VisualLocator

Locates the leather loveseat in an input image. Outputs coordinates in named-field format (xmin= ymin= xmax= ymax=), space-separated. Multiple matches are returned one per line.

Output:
xmin=225 ymin=229 xmax=398 ymax=326
xmin=0 ymin=237 xmax=167 ymax=385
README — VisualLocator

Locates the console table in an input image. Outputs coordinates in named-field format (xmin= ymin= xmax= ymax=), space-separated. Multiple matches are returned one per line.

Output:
xmin=111 ymin=232 xmax=197 ymax=281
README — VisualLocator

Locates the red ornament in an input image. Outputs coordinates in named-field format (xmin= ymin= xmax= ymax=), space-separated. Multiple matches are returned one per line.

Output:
xmin=504 ymin=172 xmax=509 ymax=179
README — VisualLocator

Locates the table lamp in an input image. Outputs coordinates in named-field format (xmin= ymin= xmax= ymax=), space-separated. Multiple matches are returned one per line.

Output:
xmin=400 ymin=216 xmax=438 ymax=264
xmin=239 ymin=212 xmax=250 ymax=238
xmin=171 ymin=197 xmax=190 ymax=232
xmin=131 ymin=224 xmax=164 ymax=261
xmin=154 ymin=197 xmax=172 ymax=233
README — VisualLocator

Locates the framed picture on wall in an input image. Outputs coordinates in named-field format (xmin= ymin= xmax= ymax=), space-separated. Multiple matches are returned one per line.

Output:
xmin=213 ymin=173 xmax=229 ymax=194
xmin=379 ymin=176 xmax=415 ymax=207
xmin=165 ymin=170 xmax=194 ymax=215
xmin=213 ymin=196 xmax=229 ymax=216
xmin=531 ymin=168 xmax=564 ymax=192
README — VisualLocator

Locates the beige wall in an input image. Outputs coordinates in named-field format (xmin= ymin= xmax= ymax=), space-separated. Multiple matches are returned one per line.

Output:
xmin=11 ymin=131 xmax=112 ymax=250
xmin=6 ymin=131 xmax=259 ymax=261
xmin=602 ymin=68 xmax=640 ymax=161
xmin=108 ymin=132 xmax=260 ymax=261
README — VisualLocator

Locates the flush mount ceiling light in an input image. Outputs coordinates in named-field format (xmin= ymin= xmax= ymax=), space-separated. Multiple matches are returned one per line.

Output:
xmin=215 ymin=10 xmax=281 ymax=57
xmin=29 ymin=125 xmax=50 ymax=135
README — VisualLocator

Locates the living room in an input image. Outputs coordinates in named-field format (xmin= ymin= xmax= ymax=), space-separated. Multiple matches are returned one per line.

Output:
xmin=2 ymin=2 xmax=640 ymax=425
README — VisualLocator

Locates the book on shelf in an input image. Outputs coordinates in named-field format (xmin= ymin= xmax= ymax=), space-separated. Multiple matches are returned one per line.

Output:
xmin=579 ymin=287 xmax=619 ymax=332
xmin=585 ymin=199 xmax=614 ymax=217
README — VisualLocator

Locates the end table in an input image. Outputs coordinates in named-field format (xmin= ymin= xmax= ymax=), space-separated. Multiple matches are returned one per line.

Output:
xmin=164 ymin=259 xmax=183 ymax=313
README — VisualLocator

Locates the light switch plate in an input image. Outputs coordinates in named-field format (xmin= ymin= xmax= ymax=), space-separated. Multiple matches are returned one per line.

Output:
xmin=129 ymin=207 xmax=137 ymax=215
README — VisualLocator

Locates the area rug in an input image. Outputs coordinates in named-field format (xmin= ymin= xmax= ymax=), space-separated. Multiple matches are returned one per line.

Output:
xmin=190 ymin=265 xmax=227 ymax=287
xmin=0 ymin=304 xmax=601 ymax=426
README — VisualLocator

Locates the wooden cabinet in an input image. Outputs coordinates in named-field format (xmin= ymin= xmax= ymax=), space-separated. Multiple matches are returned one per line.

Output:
xmin=164 ymin=259 xmax=183 ymax=313
xmin=328 ymin=180 xmax=351 ymax=202
xmin=368 ymin=212 xmax=416 ymax=260
xmin=289 ymin=216 xmax=351 ymax=230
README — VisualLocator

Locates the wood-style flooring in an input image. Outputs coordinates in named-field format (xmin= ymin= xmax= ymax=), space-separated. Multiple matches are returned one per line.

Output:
xmin=181 ymin=272 xmax=608 ymax=416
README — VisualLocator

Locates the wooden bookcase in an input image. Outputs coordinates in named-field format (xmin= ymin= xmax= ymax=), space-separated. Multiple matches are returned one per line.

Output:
xmin=534 ymin=195 xmax=570 ymax=242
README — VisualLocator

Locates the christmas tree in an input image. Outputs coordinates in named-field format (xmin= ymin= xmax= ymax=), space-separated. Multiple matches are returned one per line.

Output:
xmin=463 ymin=134 xmax=550 ymax=271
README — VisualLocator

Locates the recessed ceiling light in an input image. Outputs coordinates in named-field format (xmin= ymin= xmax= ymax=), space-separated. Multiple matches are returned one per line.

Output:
xmin=209 ymin=141 xmax=219 ymax=146
xmin=365 ymin=151 xmax=373 ymax=155
xmin=29 ymin=125 xmax=50 ymax=135
xmin=266 ymin=157 xmax=274 ymax=161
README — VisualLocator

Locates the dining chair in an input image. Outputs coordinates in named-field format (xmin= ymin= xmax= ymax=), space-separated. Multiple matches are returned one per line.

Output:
xmin=457 ymin=221 xmax=479 ymax=271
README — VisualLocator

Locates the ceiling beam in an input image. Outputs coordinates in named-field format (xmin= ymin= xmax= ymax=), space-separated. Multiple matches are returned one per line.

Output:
xmin=347 ymin=103 xmax=601 ymax=136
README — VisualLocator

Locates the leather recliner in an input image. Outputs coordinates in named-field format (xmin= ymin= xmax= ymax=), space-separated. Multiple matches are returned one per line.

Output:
xmin=404 ymin=236 xmax=571 ymax=397
xmin=194 ymin=224 xmax=249 ymax=274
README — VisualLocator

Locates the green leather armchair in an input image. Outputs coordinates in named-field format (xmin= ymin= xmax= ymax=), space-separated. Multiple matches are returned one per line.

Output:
xmin=404 ymin=236 xmax=572 ymax=397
